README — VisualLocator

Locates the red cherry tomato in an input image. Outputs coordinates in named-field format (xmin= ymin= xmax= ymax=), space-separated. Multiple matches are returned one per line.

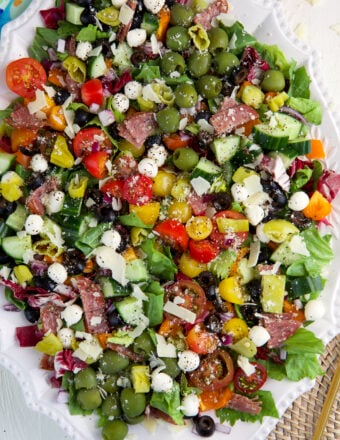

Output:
xmin=189 ymin=239 xmax=219 ymax=263
xmin=122 ymin=174 xmax=153 ymax=206
xmin=154 ymin=219 xmax=189 ymax=251
xmin=162 ymin=132 xmax=193 ymax=151
xmin=83 ymin=151 xmax=109 ymax=179
xmin=72 ymin=127 xmax=112 ymax=157
xmin=6 ymin=57 xmax=47 ymax=99
xmin=100 ymin=178 xmax=124 ymax=198
xmin=186 ymin=323 xmax=219 ymax=354
xmin=81 ymin=78 xmax=104 ymax=107
xmin=234 ymin=362 xmax=267 ymax=394
xmin=210 ymin=210 xmax=249 ymax=249
xmin=188 ymin=349 xmax=235 ymax=391
xmin=165 ymin=280 xmax=207 ymax=321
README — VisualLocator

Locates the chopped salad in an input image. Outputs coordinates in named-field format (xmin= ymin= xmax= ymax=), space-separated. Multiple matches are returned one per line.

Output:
xmin=0 ymin=0 xmax=339 ymax=439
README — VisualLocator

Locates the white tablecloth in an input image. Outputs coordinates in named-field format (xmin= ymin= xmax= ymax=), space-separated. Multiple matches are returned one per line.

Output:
xmin=1 ymin=0 xmax=339 ymax=439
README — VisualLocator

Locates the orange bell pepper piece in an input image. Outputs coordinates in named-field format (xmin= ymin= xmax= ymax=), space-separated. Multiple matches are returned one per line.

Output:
xmin=302 ymin=190 xmax=332 ymax=221
xmin=306 ymin=139 xmax=326 ymax=160
xmin=199 ymin=387 xmax=234 ymax=412
xmin=156 ymin=7 xmax=171 ymax=41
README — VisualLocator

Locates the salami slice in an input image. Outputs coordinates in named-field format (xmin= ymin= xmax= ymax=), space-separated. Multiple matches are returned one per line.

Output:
xmin=210 ymin=104 xmax=259 ymax=135
xmin=194 ymin=0 xmax=229 ymax=30
xmin=117 ymin=112 xmax=157 ymax=148
xmin=227 ymin=393 xmax=262 ymax=415
xmin=40 ymin=302 xmax=63 ymax=334
xmin=260 ymin=312 xmax=301 ymax=348
xmin=6 ymin=104 xmax=47 ymax=129
xmin=26 ymin=177 xmax=58 ymax=215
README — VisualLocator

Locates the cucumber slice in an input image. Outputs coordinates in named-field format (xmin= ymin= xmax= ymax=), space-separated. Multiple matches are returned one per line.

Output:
xmin=190 ymin=157 xmax=221 ymax=183
xmin=116 ymin=297 xmax=144 ymax=326
xmin=0 ymin=152 xmax=16 ymax=175
xmin=211 ymin=135 xmax=241 ymax=164
xmin=125 ymin=259 xmax=149 ymax=283
xmin=98 ymin=276 xmax=130 ymax=298
xmin=65 ymin=3 xmax=85 ymax=25
xmin=2 ymin=235 xmax=32 ymax=260
xmin=287 ymin=138 xmax=311 ymax=156
xmin=253 ymin=113 xmax=303 ymax=150
xmin=87 ymin=54 xmax=107 ymax=78
xmin=5 ymin=204 xmax=27 ymax=231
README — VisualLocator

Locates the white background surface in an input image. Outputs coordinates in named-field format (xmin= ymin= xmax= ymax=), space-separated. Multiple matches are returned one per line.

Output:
xmin=0 ymin=0 xmax=340 ymax=439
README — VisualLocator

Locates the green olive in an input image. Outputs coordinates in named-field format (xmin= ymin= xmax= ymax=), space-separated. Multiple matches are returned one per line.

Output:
xmin=101 ymin=374 xmax=119 ymax=393
xmin=170 ymin=4 xmax=194 ymax=27
xmin=101 ymin=419 xmax=128 ymax=440
xmin=166 ymin=26 xmax=190 ymax=52
xmin=160 ymin=51 xmax=186 ymax=75
xmin=196 ymin=75 xmax=222 ymax=99
xmin=77 ymin=388 xmax=102 ymax=410
xmin=207 ymin=27 xmax=229 ymax=53
xmin=213 ymin=52 xmax=240 ymax=75
xmin=99 ymin=350 xmax=130 ymax=374
xmin=101 ymin=393 xmax=122 ymax=418
xmin=120 ymin=388 xmax=146 ymax=418
xmin=123 ymin=414 xmax=146 ymax=425
xmin=133 ymin=331 xmax=156 ymax=358
xmin=261 ymin=69 xmax=286 ymax=92
xmin=172 ymin=147 xmax=199 ymax=171
xmin=174 ymin=83 xmax=198 ymax=108
xmin=161 ymin=357 xmax=182 ymax=378
xmin=187 ymin=51 xmax=212 ymax=78
xmin=74 ymin=367 xmax=98 ymax=390
xmin=156 ymin=107 xmax=180 ymax=133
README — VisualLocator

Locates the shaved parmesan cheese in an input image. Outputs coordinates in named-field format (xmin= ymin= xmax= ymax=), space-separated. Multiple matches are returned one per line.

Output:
xmin=119 ymin=4 xmax=134 ymax=25
xmin=237 ymin=355 xmax=256 ymax=376
xmin=163 ymin=300 xmax=196 ymax=324
xmin=94 ymin=246 xmax=128 ymax=285
xmin=248 ymin=240 xmax=261 ymax=267
xmin=27 ymin=90 xmax=47 ymax=114
xmin=190 ymin=176 xmax=211 ymax=196
xmin=243 ymin=174 xmax=262 ymax=195
xmin=155 ymin=334 xmax=177 ymax=358
xmin=289 ymin=234 xmax=310 ymax=256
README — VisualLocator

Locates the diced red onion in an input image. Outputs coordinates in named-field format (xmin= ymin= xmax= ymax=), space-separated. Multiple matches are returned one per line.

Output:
xmin=279 ymin=107 xmax=308 ymax=125
xmin=220 ymin=334 xmax=233 ymax=346
xmin=98 ymin=109 xmax=115 ymax=127
xmin=2 ymin=304 xmax=21 ymax=312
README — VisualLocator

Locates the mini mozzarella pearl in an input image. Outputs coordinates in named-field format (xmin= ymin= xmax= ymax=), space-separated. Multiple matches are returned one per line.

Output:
xmin=58 ymin=328 xmax=74 ymax=348
xmin=47 ymin=262 xmax=68 ymax=284
xmin=231 ymin=183 xmax=249 ymax=202
xmin=177 ymin=350 xmax=200 ymax=372
xmin=181 ymin=394 xmax=200 ymax=417
xmin=45 ymin=190 xmax=65 ymax=213
xmin=25 ymin=214 xmax=44 ymax=235
xmin=75 ymin=41 xmax=93 ymax=60
xmin=30 ymin=154 xmax=49 ymax=173
xmin=249 ymin=325 xmax=271 ymax=347
xmin=124 ymin=81 xmax=143 ymax=100
xmin=151 ymin=372 xmax=173 ymax=392
xmin=61 ymin=304 xmax=83 ymax=327
xmin=127 ymin=28 xmax=147 ymax=47
xmin=147 ymin=144 xmax=168 ymax=167
xmin=304 ymin=299 xmax=326 ymax=321
xmin=288 ymin=191 xmax=310 ymax=211
xmin=101 ymin=229 xmax=121 ymax=250
xmin=245 ymin=205 xmax=265 ymax=226
xmin=143 ymin=0 xmax=165 ymax=14
xmin=112 ymin=0 xmax=127 ymax=7
xmin=138 ymin=157 xmax=158 ymax=178
xmin=113 ymin=93 xmax=130 ymax=113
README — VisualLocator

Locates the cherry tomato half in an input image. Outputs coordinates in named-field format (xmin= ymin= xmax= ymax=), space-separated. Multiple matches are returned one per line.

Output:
xmin=72 ymin=127 xmax=112 ymax=158
xmin=165 ymin=279 xmax=207 ymax=321
xmin=189 ymin=239 xmax=219 ymax=263
xmin=188 ymin=349 xmax=234 ymax=391
xmin=234 ymin=362 xmax=267 ymax=394
xmin=186 ymin=323 xmax=219 ymax=354
xmin=162 ymin=132 xmax=194 ymax=150
xmin=100 ymin=178 xmax=124 ymax=198
xmin=81 ymin=78 xmax=104 ymax=107
xmin=154 ymin=218 xmax=189 ymax=251
xmin=210 ymin=210 xmax=249 ymax=249
xmin=122 ymin=174 xmax=153 ymax=206
xmin=83 ymin=151 xmax=109 ymax=179
xmin=6 ymin=57 xmax=47 ymax=99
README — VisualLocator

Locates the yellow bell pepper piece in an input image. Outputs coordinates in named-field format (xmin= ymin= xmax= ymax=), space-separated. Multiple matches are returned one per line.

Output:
xmin=50 ymin=135 xmax=75 ymax=168
xmin=216 ymin=217 xmax=249 ymax=233
xmin=218 ymin=276 xmax=245 ymax=304
xmin=13 ymin=265 xmax=33 ymax=285
xmin=0 ymin=182 xmax=23 ymax=201
xmin=35 ymin=333 xmax=63 ymax=356
xmin=129 ymin=202 xmax=160 ymax=225
xmin=267 ymin=91 xmax=289 ymax=112
xmin=68 ymin=176 xmax=89 ymax=198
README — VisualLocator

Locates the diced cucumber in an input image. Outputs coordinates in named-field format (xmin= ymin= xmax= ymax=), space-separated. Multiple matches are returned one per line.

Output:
xmin=0 ymin=152 xmax=16 ymax=175
xmin=190 ymin=157 xmax=221 ymax=183
xmin=270 ymin=237 xmax=305 ymax=266
xmin=211 ymin=135 xmax=241 ymax=164
xmin=126 ymin=259 xmax=149 ymax=283
xmin=113 ymin=42 xmax=133 ymax=70
xmin=253 ymin=113 xmax=303 ymax=150
xmin=116 ymin=297 xmax=145 ymax=326
xmin=87 ymin=53 xmax=107 ymax=78
xmin=1 ymin=235 xmax=32 ymax=260
xmin=141 ymin=12 xmax=159 ymax=34
xmin=261 ymin=274 xmax=285 ymax=313
xmin=287 ymin=138 xmax=311 ymax=156
xmin=0 ymin=220 xmax=12 ymax=238
xmin=65 ymin=3 xmax=85 ymax=25
xmin=5 ymin=204 xmax=27 ymax=231
xmin=98 ymin=276 xmax=130 ymax=298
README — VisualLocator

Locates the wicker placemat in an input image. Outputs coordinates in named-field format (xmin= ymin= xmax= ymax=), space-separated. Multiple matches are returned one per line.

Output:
xmin=268 ymin=334 xmax=340 ymax=440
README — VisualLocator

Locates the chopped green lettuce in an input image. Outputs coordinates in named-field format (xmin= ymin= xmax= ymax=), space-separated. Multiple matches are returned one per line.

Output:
xmin=288 ymin=64 xmax=311 ymax=98
xmin=254 ymin=42 xmax=291 ymax=76
xmin=150 ymin=381 xmax=184 ymax=425
xmin=140 ymin=237 xmax=177 ymax=281
xmin=287 ymin=97 xmax=323 ymax=124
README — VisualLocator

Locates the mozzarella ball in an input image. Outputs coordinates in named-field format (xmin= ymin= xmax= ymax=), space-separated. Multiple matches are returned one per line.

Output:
xmin=25 ymin=214 xmax=44 ymax=235
xmin=249 ymin=325 xmax=270 ymax=347
xmin=147 ymin=144 xmax=168 ymax=167
xmin=304 ymin=299 xmax=326 ymax=321
xmin=47 ymin=262 xmax=68 ymax=284
xmin=45 ymin=190 xmax=65 ymax=214
xmin=138 ymin=157 xmax=158 ymax=178
xmin=181 ymin=394 xmax=200 ymax=417
xmin=231 ymin=183 xmax=249 ymax=202
xmin=177 ymin=350 xmax=200 ymax=372
xmin=288 ymin=191 xmax=310 ymax=211
xmin=101 ymin=229 xmax=121 ymax=250
xmin=245 ymin=205 xmax=265 ymax=226
xmin=126 ymin=28 xmax=147 ymax=47
xmin=143 ymin=0 xmax=165 ymax=14
xmin=75 ymin=41 xmax=93 ymax=60
xmin=124 ymin=81 xmax=143 ymax=100
xmin=111 ymin=0 xmax=127 ymax=7
xmin=151 ymin=372 xmax=173 ymax=392
xmin=113 ymin=93 xmax=130 ymax=113
xmin=30 ymin=154 xmax=49 ymax=173
xmin=61 ymin=304 xmax=83 ymax=327
xmin=58 ymin=328 xmax=75 ymax=348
